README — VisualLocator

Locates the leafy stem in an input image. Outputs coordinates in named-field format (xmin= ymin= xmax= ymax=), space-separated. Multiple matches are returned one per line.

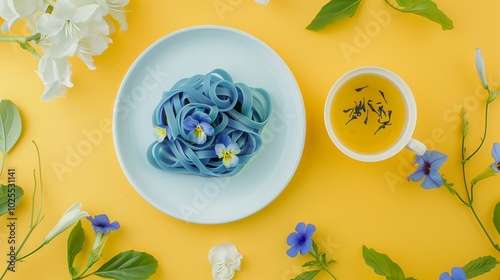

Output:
xmin=294 ymin=240 xmax=336 ymax=280
xmin=466 ymin=89 xmax=492 ymax=162
xmin=456 ymin=86 xmax=500 ymax=252
xmin=0 ymin=141 xmax=44 ymax=279
xmin=468 ymin=203 xmax=500 ymax=252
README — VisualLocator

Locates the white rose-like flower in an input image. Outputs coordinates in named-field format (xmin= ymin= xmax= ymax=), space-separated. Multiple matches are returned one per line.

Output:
xmin=253 ymin=0 xmax=269 ymax=5
xmin=37 ymin=56 xmax=74 ymax=101
xmin=43 ymin=202 xmax=89 ymax=244
xmin=208 ymin=243 xmax=242 ymax=280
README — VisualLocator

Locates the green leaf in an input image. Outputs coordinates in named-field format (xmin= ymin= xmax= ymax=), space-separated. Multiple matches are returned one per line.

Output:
xmin=392 ymin=0 xmax=453 ymax=30
xmin=67 ymin=220 xmax=85 ymax=275
xmin=0 ymin=184 xmax=24 ymax=216
xmin=292 ymin=270 xmax=321 ymax=280
xmin=362 ymin=245 xmax=410 ymax=279
xmin=493 ymin=202 xmax=500 ymax=236
xmin=91 ymin=250 xmax=158 ymax=280
xmin=0 ymin=100 xmax=22 ymax=157
xmin=302 ymin=260 xmax=319 ymax=268
xmin=306 ymin=0 xmax=362 ymax=31
xmin=463 ymin=255 xmax=500 ymax=278
xmin=442 ymin=176 xmax=456 ymax=195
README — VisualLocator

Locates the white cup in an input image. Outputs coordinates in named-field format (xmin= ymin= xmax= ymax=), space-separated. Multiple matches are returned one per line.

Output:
xmin=324 ymin=66 xmax=426 ymax=162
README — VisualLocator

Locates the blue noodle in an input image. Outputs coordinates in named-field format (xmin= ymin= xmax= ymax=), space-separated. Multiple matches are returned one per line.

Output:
xmin=147 ymin=69 xmax=272 ymax=177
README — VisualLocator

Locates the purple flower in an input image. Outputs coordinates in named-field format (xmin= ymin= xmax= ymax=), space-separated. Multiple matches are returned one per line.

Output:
xmin=182 ymin=111 xmax=214 ymax=144
xmin=439 ymin=267 xmax=467 ymax=280
xmin=286 ymin=222 xmax=316 ymax=257
xmin=408 ymin=150 xmax=448 ymax=189
xmin=87 ymin=214 xmax=120 ymax=235
xmin=491 ymin=142 xmax=500 ymax=172
xmin=215 ymin=134 xmax=240 ymax=168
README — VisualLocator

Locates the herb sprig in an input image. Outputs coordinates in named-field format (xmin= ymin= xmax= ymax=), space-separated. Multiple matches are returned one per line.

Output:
xmin=307 ymin=0 xmax=453 ymax=31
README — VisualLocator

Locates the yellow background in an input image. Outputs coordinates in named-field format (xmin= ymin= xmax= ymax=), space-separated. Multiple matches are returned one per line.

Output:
xmin=2 ymin=0 xmax=500 ymax=279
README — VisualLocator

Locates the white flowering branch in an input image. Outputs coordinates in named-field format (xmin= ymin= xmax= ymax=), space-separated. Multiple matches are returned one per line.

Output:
xmin=0 ymin=0 xmax=130 ymax=101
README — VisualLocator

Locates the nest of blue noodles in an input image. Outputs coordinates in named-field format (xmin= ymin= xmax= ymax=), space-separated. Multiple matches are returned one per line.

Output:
xmin=147 ymin=69 xmax=272 ymax=177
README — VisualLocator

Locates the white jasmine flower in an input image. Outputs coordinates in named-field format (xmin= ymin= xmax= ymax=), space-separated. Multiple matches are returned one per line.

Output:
xmin=208 ymin=243 xmax=242 ymax=280
xmin=43 ymin=202 xmax=89 ymax=244
xmin=0 ymin=0 xmax=43 ymax=32
xmin=73 ymin=0 xmax=129 ymax=31
xmin=76 ymin=34 xmax=111 ymax=70
xmin=36 ymin=0 xmax=102 ymax=58
xmin=37 ymin=56 xmax=73 ymax=101
xmin=253 ymin=0 xmax=269 ymax=5
xmin=97 ymin=0 xmax=129 ymax=31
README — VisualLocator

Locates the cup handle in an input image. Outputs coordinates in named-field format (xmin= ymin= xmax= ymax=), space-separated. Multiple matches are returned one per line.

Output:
xmin=406 ymin=138 xmax=426 ymax=156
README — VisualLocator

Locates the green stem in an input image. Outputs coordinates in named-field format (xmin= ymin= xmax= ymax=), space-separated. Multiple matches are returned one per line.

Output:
xmin=383 ymin=0 xmax=406 ymax=12
xmin=0 ymin=36 xmax=27 ymax=43
xmin=466 ymin=92 xmax=491 ymax=161
xmin=16 ymin=243 xmax=45 ymax=262
xmin=324 ymin=268 xmax=337 ymax=280
xmin=453 ymin=191 xmax=469 ymax=206
xmin=469 ymin=204 xmax=500 ymax=252
xmin=0 ymin=142 xmax=45 ymax=280
xmin=461 ymin=130 xmax=472 ymax=203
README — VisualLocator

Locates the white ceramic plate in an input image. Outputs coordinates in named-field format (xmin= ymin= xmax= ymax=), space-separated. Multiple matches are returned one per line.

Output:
xmin=113 ymin=25 xmax=305 ymax=224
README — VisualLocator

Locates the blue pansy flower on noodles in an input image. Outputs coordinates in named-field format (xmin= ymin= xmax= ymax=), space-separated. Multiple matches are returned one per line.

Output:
xmin=182 ymin=111 xmax=214 ymax=145
xmin=215 ymin=134 xmax=241 ymax=168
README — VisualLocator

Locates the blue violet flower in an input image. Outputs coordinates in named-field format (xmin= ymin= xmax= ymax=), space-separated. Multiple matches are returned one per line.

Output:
xmin=87 ymin=214 xmax=120 ymax=235
xmin=408 ymin=150 xmax=448 ymax=189
xmin=439 ymin=267 xmax=467 ymax=280
xmin=215 ymin=134 xmax=241 ymax=168
xmin=286 ymin=222 xmax=316 ymax=257
xmin=491 ymin=142 xmax=500 ymax=173
xmin=182 ymin=111 xmax=214 ymax=145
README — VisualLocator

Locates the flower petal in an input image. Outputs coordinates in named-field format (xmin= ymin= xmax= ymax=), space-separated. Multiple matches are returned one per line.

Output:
xmin=192 ymin=111 xmax=211 ymax=123
xmin=182 ymin=116 xmax=198 ymax=131
xmin=199 ymin=121 xmax=214 ymax=136
xmin=222 ymin=153 xmax=238 ymax=168
xmin=476 ymin=48 xmax=488 ymax=89
xmin=295 ymin=222 xmax=306 ymax=235
xmin=287 ymin=232 xmax=300 ymax=246
xmin=408 ymin=169 xmax=425 ymax=182
xmin=304 ymin=224 xmax=316 ymax=239
xmin=492 ymin=143 xmax=500 ymax=162
xmin=226 ymin=143 xmax=241 ymax=155
xmin=286 ymin=244 xmax=300 ymax=258
xmin=439 ymin=272 xmax=452 ymax=280
xmin=427 ymin=151 xmax=448 ymax=170
xmin=188 ymin=128 xmax=207 ymax=144
xmin=36 ymin=13 xmax=65 ymax=36
xmin=299 ymin=239 xmax=312 ymax=255
xmin=451 ymin=267 xmax=467 ymax=280
xmin=421 ymin=172 xmax=443 ymax=189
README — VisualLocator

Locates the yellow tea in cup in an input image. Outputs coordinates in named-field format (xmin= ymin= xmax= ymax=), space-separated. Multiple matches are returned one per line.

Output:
xmin=330 ymin=73 xmax=406 ymax=154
